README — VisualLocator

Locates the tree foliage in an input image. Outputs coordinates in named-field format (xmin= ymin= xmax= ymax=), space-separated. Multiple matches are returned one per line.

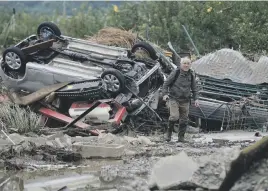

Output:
xmin=1 ymin=1 xmax=268 ymax=55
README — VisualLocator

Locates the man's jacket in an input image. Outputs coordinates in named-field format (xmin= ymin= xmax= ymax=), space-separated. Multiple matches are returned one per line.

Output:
xmin=162 ymin=68 xmax=198 ymax=102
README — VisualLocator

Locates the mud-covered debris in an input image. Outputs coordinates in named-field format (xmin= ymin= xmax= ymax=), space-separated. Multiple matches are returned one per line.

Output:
xmin=1 ymin=135 xmax=82 ymax=170
xmin=26 ymin=136 xmax=47 ymax=147
xmin=73 ymin=142 xmax=124 ymax=159
xmin=219 ymin=135 xmax=268 ymax=191
xmin=118 ymin=178 xmax=150 ymax=191
xmin=193 ymin=136 xmax=213 ymax=144
xmin=124 ymin=150 xmax=137 ymax=156
xmin=192 ymin=147 xmax=240 ymax=189
xmin=54 ymin=135 xmax=72 ymax=150
xmin=0 ymin=137 xmax=14 ymax=146
xmin=186 ymin=126 xmax=200 ymax=134
xmin=98 ymin=133 xmax=120 ymax=144
xmin=47 ymin=131 xmax=65 ymax=140
xmin=8 ymin=133 xmax=26 ymax=144
xmin=0 ymin=175 xmax=24 ymax=191
xmin=148 ymin=146 xmax=241 ymax=190
xmin=137 ymin=136 xmax=154 ymax=145
xmin=100 ymin=165 xmax=119 ymax=183
xmin=98 ymin=133 xmax=155 ymax=147
xmin=231 ymin=158 xmax=268 ymax=191
xmin=58 ymin=186 xmax=71 ymax=191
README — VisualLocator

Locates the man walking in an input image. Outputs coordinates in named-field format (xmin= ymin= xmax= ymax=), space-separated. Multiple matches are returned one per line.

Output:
xmin=162 ymin=57 xmax=199 ymax=142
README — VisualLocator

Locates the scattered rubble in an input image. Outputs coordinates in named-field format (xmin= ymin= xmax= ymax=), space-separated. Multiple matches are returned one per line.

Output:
xmin=0 ymin=130 xmax=265 ymax=190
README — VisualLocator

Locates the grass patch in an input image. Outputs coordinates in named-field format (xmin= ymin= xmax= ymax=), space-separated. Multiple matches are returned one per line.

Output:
xmin=0 ymin=102 xmax=41 ymax=134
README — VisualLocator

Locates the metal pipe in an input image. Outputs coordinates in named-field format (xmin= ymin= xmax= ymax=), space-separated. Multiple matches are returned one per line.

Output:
xmin=206 ymin=103 xmax=224 ymax=119
xmin=1 ymin=130 xmax=15 ymax=145
xmin=182 ymin=25 xmax=200 ymax=57
xmin=126 ymin=86 xmax=162 ymax=121
xmin=167 ymin=42 xmax=181 ymax=59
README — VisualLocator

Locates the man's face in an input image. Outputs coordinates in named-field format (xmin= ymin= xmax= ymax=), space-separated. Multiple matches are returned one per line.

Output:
xmin=180 ymin=61 xmax=191 ymax=71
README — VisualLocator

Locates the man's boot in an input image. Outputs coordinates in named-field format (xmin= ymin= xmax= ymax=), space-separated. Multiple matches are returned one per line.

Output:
xmin=178 ymin=123 xmax=188 ymax=142
xmin=165 ymin=121 xmax=175 ymax=142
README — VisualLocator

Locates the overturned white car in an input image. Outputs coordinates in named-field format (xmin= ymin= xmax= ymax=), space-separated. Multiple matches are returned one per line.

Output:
xmin=0 ymin=22 xmax=168 ymax=101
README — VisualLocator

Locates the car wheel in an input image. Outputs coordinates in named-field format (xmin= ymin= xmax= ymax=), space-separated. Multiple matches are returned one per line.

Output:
xmin=37 ymin=21 xmax=61 ymax=40
xmin=101 ymin=69 xmax=125 ymax=94
xmin=131 ymin=42 xmax=158 ymax=60
xmin=3 ymin=47 xmax=26 ymax=72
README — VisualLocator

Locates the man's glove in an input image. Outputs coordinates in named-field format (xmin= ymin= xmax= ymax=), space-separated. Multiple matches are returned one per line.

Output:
xmin=194 ymin=99 xmax=200 ymax=107
xmin=163 ymin=95 xmax=169 ymax=101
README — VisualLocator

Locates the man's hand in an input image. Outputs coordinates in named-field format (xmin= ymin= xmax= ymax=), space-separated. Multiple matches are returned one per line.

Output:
xmin=194 ymin=99 xmax=200 ymax=107
xmin=163 ymin=95 xmax=169 ymax=101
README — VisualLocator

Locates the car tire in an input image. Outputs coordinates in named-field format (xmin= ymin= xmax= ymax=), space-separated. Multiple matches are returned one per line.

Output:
xmin=131 ymin=42 xmax=158 ymax=60
xmin=101 ymin=69 xmax=125 ymax=94
xmin=37 ymin=21 xmax=62 ymax=39
xmin=2 ymin=47 xmax=26 ymax=72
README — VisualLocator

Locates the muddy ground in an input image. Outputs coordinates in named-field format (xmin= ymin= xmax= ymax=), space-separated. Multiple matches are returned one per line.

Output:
xmin=0 ymin=129 xmax=266 ymax=191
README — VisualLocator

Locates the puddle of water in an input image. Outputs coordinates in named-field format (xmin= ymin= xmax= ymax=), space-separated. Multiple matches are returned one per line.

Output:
xmin=0 ymin=159 xmax=123 ymax=191
xmin=24 ymin=174 xmax=100 ymax=191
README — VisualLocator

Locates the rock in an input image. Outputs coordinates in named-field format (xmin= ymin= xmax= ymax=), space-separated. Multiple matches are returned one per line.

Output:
xmin=192 ymin=147 xmax=241 ymax=189
xmin=148 ymin=146 xmax=241 ymax=190
xmin=26 ymin=137 xmax=47 ymax=147
xmin=149 ymin=151 xmax=199 ymax=189
xmin=45 ymin=141 xmax=54 ymax=147
xmin=47 ymin=132 xmax=64 ymax=140
xmin=12 ymin=140 xmax=32 ymax=154
xmin=24 ymin=132 xmax=39 ymax=137
xmin=32 ymin=155 xmax=43 ymax=161
xmin=192 ymin=160 xmax=226 ymax=189
xmin=0 ymin=138 xmax=13 ymax=146
xmin=123 ymin=136 xmax=138 ymax=144
xmin=219 ymin=171 xmax=226 ymax=179
xmin=55 ymin=138 xmax=65 ymax=148
xmin=192 ymin=134 xmax=202 ymax=138
xmin=8 ymin=133 xmax=25 ymax=144
xmin=98 ymin=133 xmax=121 ymax=144
xmin=100 ymin=165 xmax=119 ymax=183
xmin=59 ymin=135 xmax=72 ymax=150
xmin=0 ymin=159 xmax=5 ymax=168
xmin=25 ymin=188 xmax=47 ymax=191
xmin=231 ymin=157 xmax=268 ymax=191
xmin=127 ymin=178 xmax=150 ymax=191
xmin=194 ymin=137 xmax=213 ymax=144
xmin=64 ymin=135 xmax=72 ymax=148
xmin=137 ymin=136 xmax=154 ymax=145
xmin=187 ymin=126 xmax=200 ymax=134
xmin=124 ymin=150 xmax=136 ymax=156
xmin=71 ymin=136 xmax=97 ymax=143
xmin=73 ymin=142 xmax=125 ymax=159
xmin=212 ymin=138 xmax=229 ymax=145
